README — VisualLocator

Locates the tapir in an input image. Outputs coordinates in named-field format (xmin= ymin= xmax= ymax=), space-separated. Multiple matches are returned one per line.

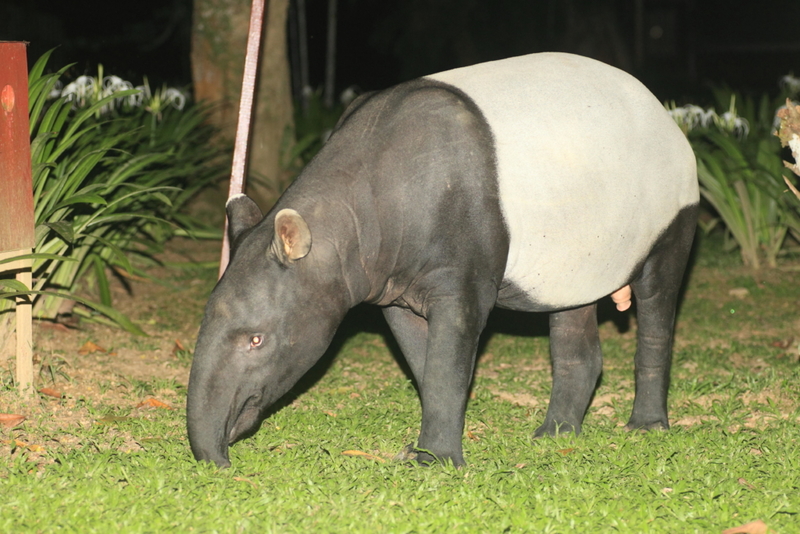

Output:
xmin=187 ymin=52 xmax=699 ymax=468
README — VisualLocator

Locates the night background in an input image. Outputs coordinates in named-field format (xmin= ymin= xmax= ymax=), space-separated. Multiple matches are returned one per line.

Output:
xmin=2 ymin=0 xmax=800 ymax=104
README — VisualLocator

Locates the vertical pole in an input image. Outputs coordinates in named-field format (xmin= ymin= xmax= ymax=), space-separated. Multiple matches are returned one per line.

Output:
xmin=0 ymin=42 xmax=35 ymax=396
xmin=219 ymin=0 xmax=267 ymax=279
xmin=15 ymin=263 xmax=33 ymax=394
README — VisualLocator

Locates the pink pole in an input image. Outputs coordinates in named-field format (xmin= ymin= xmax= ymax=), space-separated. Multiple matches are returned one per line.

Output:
xmin=218 ymin=0 xmax=266 ymax=279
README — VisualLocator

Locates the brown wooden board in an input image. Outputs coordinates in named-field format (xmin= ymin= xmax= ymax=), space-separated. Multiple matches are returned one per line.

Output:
xmin=0 ymin=42 xmax=35 ymax=252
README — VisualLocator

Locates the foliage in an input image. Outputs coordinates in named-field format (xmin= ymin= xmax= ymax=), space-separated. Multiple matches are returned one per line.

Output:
xmin=281 ymin=88 xmax=350 ymax=176
xmin=0 ymin=51 xmax=226 ymax=337
xmin=670 ymin=86 xmax=800 ymax=268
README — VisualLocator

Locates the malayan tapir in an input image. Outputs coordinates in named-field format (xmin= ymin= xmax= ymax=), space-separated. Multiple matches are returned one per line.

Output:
xmin=187 ymin=52 xmax=699 ymax=468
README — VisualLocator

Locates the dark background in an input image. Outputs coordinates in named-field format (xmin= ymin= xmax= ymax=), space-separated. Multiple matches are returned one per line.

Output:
xmin=2 ymin=0 xmax=800 ymax=103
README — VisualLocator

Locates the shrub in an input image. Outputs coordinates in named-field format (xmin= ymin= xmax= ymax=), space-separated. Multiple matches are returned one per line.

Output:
xmin=0 ymin=51 xmax=226 ymax=348
xmin=669 ymin=85 xmax=800 ymax=268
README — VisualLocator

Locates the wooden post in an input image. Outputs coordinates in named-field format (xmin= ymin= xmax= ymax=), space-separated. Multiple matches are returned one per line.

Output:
xmin=0 ymin=42 xmax=36 ymax=396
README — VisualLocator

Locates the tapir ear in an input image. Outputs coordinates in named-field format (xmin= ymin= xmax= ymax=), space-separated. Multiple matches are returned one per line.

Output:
xmin=226 ymin=194 xmax=263 ymax=244
xmin=271 ymin=209 xmax=311 ymax=264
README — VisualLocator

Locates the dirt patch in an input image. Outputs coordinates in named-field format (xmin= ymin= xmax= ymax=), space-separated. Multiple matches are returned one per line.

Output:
xmin=1 ymin=239 xmax=218 ymax=462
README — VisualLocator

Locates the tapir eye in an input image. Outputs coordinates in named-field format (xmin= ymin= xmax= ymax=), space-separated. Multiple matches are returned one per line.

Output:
xmin=249 ymin=334 xmax=264 ymax=349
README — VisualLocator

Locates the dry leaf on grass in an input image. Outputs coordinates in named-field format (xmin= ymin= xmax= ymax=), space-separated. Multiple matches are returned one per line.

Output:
xmin=722 ymin=519 xmax=769 ymax=534
xmin=136 ymin=398 xmax=173 ymax=410
xmin=38 ymin=388 xmax=63 ymax=398
xmin=556 ymin=448 xmax=576 ymax=455
xmin=2 ymin=439 xmax=45 ymax=452
xmin=342 ymin=450 xmax=386 ymax=462
xmin=0 ymin=414 xmax=25 ymax=428
xmin=78 ymin=341 xmax=107 ymax=355
xmin=171 ymin=339 xmax=186 ymax=355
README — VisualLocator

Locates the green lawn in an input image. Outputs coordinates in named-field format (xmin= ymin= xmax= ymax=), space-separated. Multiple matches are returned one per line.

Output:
xmin=1 ymin=233 xmax=799 ymax=533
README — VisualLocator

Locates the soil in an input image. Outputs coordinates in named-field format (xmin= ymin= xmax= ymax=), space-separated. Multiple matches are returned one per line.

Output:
xmin=0 ymin=238 xmax=219 ymax=462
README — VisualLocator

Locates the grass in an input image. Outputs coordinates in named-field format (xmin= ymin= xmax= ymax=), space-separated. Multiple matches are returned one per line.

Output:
xmin=1 ymin=232 xmax=799 ymax=532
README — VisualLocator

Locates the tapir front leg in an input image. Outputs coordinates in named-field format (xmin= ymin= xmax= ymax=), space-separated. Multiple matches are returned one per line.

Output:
xmin=534 ymin=304 xmax=602 ymax=437
xmin=383 ymin=306 xmax=428 ymax=382
xmin=415 ymin=300 xmax=488 ymax=466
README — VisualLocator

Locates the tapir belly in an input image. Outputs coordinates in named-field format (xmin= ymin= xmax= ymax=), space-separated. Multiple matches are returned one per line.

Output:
xmin=427 ymin=53 xmax=698 ymax=310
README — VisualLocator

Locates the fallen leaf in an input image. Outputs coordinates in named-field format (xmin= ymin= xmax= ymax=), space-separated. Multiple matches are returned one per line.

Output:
xmin=342 ymin=450 xmax=386 ymax=463
xmin=737 ymin=478 xmax=757 ymax=490
xmin=324 ymin=411 xmax=337 ymax=417
xmin=172 ymin=339 xmax=186 ymax=355
xmin=771 ymin=337 xmax=794 ymax=349
xmin=0 ymin=414 xmax=25 ymax=429
xmin=2 ymin=439 xmax=43 ymax=452
xmin=466 ymin=430 xmax=480 ymax=441
xmin=78 ymin=341 xmax=106 ymax=355
xmin=38 ymin=387 xmax=63 ymax=398
xmin=233 ymin=477 xmax=258 ymax=489
xmin=722 ymin=519 xmax=768 ymax=534
xmin=514 ymin=463 xmax=527 ymax=469
xmin=136 ymin=398 xmax=172 ymax=410
xmin=556 ymin=448 xmax=576 ymax=455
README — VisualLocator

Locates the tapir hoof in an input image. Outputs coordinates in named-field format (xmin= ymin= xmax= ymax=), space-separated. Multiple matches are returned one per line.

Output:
xmin=533 ymin=420 xmax=580 ymax=438
xmin=624 ymin=419 xmax=669 ymax=432
xmin=393 ymin=443 xmax=464 ymax=467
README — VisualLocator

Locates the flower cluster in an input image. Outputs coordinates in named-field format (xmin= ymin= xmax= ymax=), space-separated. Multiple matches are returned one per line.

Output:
xmin=666 ymin=97 xmax=749 ymax=138
xmin=49 ymin=65 xmax=186 ymax=118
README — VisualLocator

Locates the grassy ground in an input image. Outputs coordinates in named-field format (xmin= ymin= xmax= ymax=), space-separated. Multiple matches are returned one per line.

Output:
xmin=1 ymin=233 xmax=799 ymax=532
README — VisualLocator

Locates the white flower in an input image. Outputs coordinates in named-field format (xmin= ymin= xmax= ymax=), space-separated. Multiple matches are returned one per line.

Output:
xmin=780 ymin=74 xmax=800 ymax=96
xmin=716 ymin=111 xmax=750 ymax=138
xmin=61 ymin=75 xmax=96 ymax=107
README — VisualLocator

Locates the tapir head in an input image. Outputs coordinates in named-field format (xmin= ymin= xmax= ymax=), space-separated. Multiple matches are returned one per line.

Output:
xmin=187 ymin=195 xmax=349 ymax=467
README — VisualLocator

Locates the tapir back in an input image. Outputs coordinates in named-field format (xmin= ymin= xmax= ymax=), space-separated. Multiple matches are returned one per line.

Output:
xmin=427 ymin=53 xmax=698 ymax=311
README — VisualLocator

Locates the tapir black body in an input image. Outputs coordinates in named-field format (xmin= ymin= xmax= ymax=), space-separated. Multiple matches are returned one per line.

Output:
xmin=187 ymin=53 xmax=699 ymax=467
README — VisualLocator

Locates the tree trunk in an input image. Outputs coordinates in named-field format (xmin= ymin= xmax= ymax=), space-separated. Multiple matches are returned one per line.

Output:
xmin=191 ymin=0 xmax=294 ymax=208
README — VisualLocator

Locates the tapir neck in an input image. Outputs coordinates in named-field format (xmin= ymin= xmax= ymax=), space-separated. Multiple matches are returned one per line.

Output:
xmin=270 ymin=165 xmax=381 ymax=309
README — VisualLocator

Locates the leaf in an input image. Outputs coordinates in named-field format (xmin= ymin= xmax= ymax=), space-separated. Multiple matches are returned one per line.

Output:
xmin=136 ymin=398 xmax=173 ymax=410
xmin=0 ymin=280 xmax=31 ymax=293
xmin=722 ymin=519 xmax=769 ymax=534
xmin=0 ymin=414 xmax=25 ymax=429
xmin=44 ymin=221 xmax=75 ymax=244
xmin=0 ymin=290 xmax=147 ymax=336
xmin=342 ymin=450 xmax=386 ymax=463
xmin=78 ymin=341 xmax=107 ymax=355
xmin=38 ymin=388 xmax=63 ymax=399
xmin=556 ymin=448 xmax=576 ymax=456
xmin=0 ymin=252 xmax=77 ymax=265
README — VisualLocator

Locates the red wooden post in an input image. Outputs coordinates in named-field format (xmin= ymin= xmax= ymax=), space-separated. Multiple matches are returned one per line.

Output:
xmin=0 ymin=42 xmax=36 ymax=395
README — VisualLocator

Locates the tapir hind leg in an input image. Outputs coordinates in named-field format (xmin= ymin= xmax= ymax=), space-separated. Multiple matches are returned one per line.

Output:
xmin=627 ymin=207 xmax=697 ymax=430
xmin=534 ymin=303 xmax=602 ymax=437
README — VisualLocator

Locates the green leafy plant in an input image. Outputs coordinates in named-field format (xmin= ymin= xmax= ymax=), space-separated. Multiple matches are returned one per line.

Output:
xmin=0 ymin=51 xmax=226 ymax=344
xmin=670 ymin=88 xmax=800 ymax=268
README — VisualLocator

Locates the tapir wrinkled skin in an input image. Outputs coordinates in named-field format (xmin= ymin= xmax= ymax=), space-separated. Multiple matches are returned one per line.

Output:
xmin=187 ymin=53 xmax=699 ymax=468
